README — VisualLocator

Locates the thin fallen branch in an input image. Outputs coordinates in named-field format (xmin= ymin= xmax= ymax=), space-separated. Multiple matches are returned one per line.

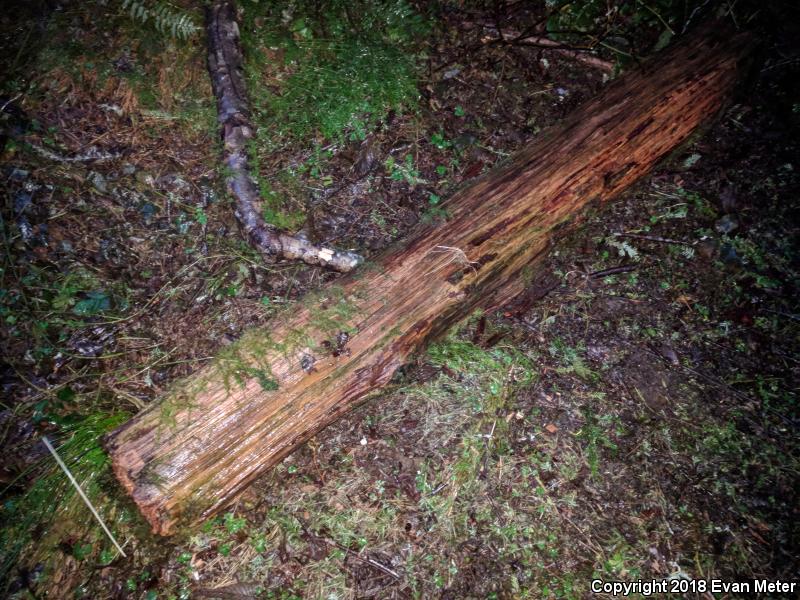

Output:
xmin=465 ymin=20 xmax=615 ymax=72
xmin=205 ymin=0 xmax=362 ymax=273
xmin=42 ymin=436 xmax=127 ymax=558
xmin=588 ymin=264 xmax=638 ymax=278
xmin=1 ymin=98 xmax=120 ymax=163
xmin=335 ymin=541 xmax=400 ymax=580
xmin=613 ymin=232 xmax=694 ymax=246
xmin=26 ymin=143 xmax=121 ymax=163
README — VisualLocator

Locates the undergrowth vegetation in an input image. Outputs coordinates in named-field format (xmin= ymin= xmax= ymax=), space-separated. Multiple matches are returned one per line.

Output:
xmin=236 ymin=0 xmax=431 ymax=230
xmin=0 ymin=413 xmax=134 ymax=588
xmin=240 ymin=0 xmax=429 ymax=145
xmin=120 ymin=0 xmax=200 ymax=40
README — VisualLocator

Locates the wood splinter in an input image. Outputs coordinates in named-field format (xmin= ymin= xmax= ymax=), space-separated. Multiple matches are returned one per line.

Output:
xmin=206 ymin=0 xmax=362 ymax=272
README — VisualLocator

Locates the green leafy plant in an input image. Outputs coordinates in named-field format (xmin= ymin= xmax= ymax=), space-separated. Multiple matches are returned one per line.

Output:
xmin=385 ymin=154 xmax=426 ymax=186
xmin=120 ymin=0 xmax=200 ymax=39
xmin=430 ymin=131 xmax=451 ymax=149
xmin=605 ymin=236 xmax=640 ymax=261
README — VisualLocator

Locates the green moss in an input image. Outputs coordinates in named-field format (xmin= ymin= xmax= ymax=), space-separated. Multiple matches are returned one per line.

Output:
xmin=308 ymin=298 xmax=359 ymax=337
xmin=215 ymin=330 xmax=289 ymax=391
xmin=280 ymin=327 xmax=312 ymax=356
xmin=240 ymin=0 xmax=429 ymax=144
xmin=427 ymin=332 xmax=536 ymax=411
xmin=154 ymin=288 xmax=365 ymax=429
xmin=154 ymin=324 xmax=308 ymax=428
xmin=158 ymin=377 xmax=207 ymax=432
xmin=0 ymin=413 xmax=132 ymax=590
xmin=520 ymin=265 xmax=535 ymax=287
xmin=181 ymin=492 xmax=216 ymax=526
xmin=373 ymin=325 xmax=403 ymax=352
xmin=138 ymin=460 xmax=169 ymax=490
xmin=244 ymin=366 xmax=280 ymax=392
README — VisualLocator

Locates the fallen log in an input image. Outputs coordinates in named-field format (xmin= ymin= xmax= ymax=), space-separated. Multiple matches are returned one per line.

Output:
xmin=107 ymin=24 xmax=751 ymax=535
xmin=207 ymin=0 xmax=362 ymax=272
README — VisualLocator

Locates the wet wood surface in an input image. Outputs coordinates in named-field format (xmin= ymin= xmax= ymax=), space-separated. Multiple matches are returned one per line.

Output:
xmin=107 ymin=24 xmax=751 ymax=534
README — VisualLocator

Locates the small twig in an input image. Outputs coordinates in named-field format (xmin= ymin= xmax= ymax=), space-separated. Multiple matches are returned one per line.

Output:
xmin=614 ymin=232 xmax=694 ymax=246
xmin=682 ymin=0 xmax=714 ymax=34
xmin=479 ymin=418 xmax=498 ymax=476
xmin=1 ymin=93 xmax=22 ymax=113
xmin=588 ymin=264 xmax=638 ymax=278
xmin=331 ymin=540 xmax=400 ymax=580
xmin=762 ymin=308 xmax=800 ymax=323
xmin=42 ymin=436 xmax=127 ymax=558
xmin=427 ymin=481 xmax=448 ymax=496
xmin=25 ymin=142 xmax=120 ymax=163
xmin=465 ymin=20 xmax=614 ymax=72
xmin=295 ymin=516 xmax=399 ymax=580
xmin=641 ymin=2 xmax=674 ymax=34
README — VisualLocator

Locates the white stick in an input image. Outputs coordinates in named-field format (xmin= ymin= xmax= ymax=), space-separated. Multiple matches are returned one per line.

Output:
xmin=42 ymin=436 xmax=127 ymax=558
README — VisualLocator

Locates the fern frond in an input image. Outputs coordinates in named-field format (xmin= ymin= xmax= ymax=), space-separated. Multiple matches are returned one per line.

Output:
xmin=121 ymin=0 xmax=200 ymax=40
xmin=606 ymin=236 xmax=640 ymax=261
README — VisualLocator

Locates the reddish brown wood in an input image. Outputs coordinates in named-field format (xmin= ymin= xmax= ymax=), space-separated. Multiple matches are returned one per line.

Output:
xmin=106 ymin=24 xmax=751 ymax=535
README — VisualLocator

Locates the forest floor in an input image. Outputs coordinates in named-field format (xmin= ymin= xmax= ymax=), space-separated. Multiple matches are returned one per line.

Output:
xmin=1 ymin=2 xmax=798 ymax=599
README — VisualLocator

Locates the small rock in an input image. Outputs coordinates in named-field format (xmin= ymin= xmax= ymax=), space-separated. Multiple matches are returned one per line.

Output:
xmin=113 ymin=53 xmax=134 ymax=73
xmin=719 ymin=185 xmax=737 ymax=212
xmin=99 ymin=103 xmax=123 ymax=117
xmin=158 ymin=173 xmax=190 ymax=192
xmin=13 ymin=191 xmax=32 ymax=214
xmin=9 ymin=168 xmax=29 ymax=181
xmin=586 ymin=344 xmax=613 ymax=363
xmin=696 ymin=239 xmax=717 ymax=260
xmin=136 ymin=171 xmax=155 ymax=187
xmin=88 ymin=171 xmax=107 ymax=193
xmin=121 ymin=163 xmax=136 ymax=176
xmin=453 ymin=131 xmax=478 ymax=151
xmin=715 ymin=214 xmax=738 ymax=234
xmin=719 ymin=242 xmax=740 ymax=265
xmin=442 ymin=67 xmax=461 ymax=80
xmin=139 ymin=202 xmax=157 ymax=224
xmin=660 ymin=343 xmax=679 ymax=366
xmin=683 ymin=153 xmax=702 ymax=168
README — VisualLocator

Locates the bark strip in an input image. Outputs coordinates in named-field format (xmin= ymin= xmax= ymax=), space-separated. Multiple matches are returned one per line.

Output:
xmin=206 ymin=0 xmax=362 ymax=272
xmin=108 ymin=23 xmax=751 ymax=535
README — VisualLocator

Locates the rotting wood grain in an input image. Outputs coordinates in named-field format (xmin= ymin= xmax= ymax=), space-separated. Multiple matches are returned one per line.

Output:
xmin=107 ymin=23 xmax=752 ymax=535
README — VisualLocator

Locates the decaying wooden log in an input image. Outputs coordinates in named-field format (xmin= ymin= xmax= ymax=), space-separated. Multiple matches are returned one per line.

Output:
xmin=107 ymin=23 xmax=751 ymax=535
xmin=206 ymin=0 xmax=362 ymax=272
